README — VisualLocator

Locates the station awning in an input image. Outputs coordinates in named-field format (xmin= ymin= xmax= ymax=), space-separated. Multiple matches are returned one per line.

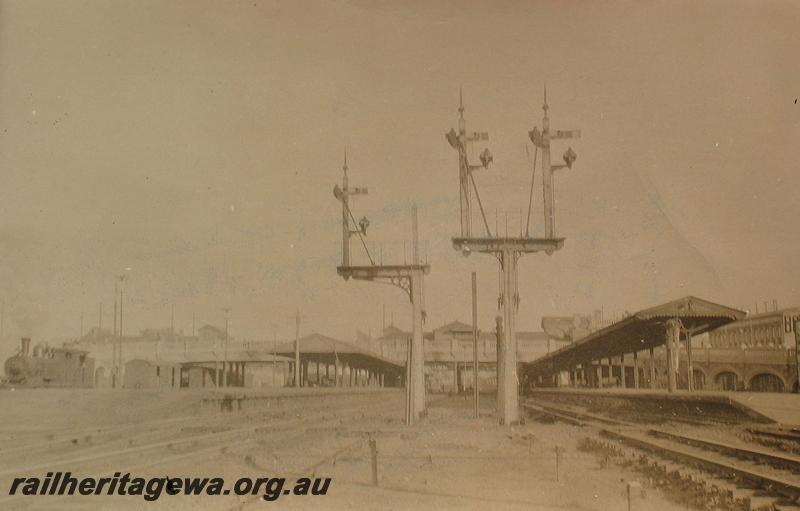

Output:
xmin=523 ymin=296 xmax=745 ymax=376
xmin=275 ymin=333 xmax=404 ymax=373
xmin=167 ymin=350 xmax=292 ymax=364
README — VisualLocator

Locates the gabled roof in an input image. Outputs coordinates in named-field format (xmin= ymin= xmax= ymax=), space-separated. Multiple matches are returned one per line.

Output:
xmin=634 ymin=296 xmax=744 ymax=321
xmin=275 ymin=333 xmax=362 ymax=354
xmin=275 ymin=333 xmax=403 ymax=370
xmin=379 ymin=325 xmax=407 ymax=338
xmin=435 ymin=320 xmax=473 ymax=333
xmin=160 ymin=350 xmax=292 ymax=364
xmin=198 ymin=324 xmax=226 ymax=337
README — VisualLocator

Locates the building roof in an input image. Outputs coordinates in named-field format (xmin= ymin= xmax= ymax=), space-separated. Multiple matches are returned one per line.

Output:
xmin=275 ymin=333 xmax=404 ymax=372
xmin=435 ymin=320 xmax=473 ymax=334
xmin=379 ymin=325 xmax=407 ymax=338
xmin=633 ymin=296 xmax=744 ymax=322
xmin=711 ymin=307 xmax=800 ymax=331
xmin=198 ymin=324 xmax=226 ymax=337
xmin=523 ymin=296 xmax=745 ymax=376
xmin=160 ymin=350 xmax=291 ymax=364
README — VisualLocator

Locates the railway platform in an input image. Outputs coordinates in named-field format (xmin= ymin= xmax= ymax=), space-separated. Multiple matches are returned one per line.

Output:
xmin=528 ymin=387 xmax=800 ymax=425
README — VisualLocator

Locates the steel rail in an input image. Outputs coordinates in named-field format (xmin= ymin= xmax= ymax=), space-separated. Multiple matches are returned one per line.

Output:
xmin=521 ymin=399 xmax=800 ymax=501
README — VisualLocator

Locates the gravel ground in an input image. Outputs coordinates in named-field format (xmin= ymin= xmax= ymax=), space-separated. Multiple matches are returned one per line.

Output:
xmin=1 ymin=389 xmax=688 ymax=510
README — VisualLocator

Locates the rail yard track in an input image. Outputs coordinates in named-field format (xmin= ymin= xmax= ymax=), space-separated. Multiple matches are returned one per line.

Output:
xmin=1 ymin=390 xmax=406 ymax=510
xmin=522 ymin=398 xmax=800 ymax=510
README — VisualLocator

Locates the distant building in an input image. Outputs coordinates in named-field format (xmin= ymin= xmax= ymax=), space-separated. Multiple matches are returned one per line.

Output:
xmin=689 ymin=307 xmax=800 ymax=392
xmin=708 ymin=308 xmax=800 ymax=350
xmin=541 ymin=315 xmax=594 ymax=342
xmin=374 ymin=320 xmax=566 ymax=393
xmin=197 ymin=324 xmax=227 ymax=345
xmin=66 ymin=326 xmax=209 ymax=388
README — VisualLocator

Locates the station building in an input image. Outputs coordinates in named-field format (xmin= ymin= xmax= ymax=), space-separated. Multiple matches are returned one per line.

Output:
xmin=374 ymin=321 xmax=566 ymax=394
xmin=67 ymin=326 xmax=210 ymax=388
xmin=693 ymin=307 xmax=800 ymax=392
xmin=706 ymin=308 xmax=800 ymax=350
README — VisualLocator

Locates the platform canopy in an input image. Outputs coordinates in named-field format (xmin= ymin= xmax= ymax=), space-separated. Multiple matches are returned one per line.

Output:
xmin=523 ymin=296 xmax=745 ymax=376
xmin=276 ymin=333 xmax=404 ymax=374
xmin=165 ymin=350 xmax=292 ymax=365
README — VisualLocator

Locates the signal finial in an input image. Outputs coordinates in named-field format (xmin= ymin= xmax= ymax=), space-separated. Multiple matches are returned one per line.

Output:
xmin=458 ymin=86 xmax=464 ymax=118
xmin=343 ymin=148 xmax=348 ymax=174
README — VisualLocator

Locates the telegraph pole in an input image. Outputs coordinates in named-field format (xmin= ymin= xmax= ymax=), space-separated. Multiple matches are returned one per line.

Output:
xmin=273 ymin=329 xmax=278 ymax=386
xmin=472 ymin=272 xmax=479 ymax=418
xmin=118 ymin=276 xmax=125 ymax=337
xmin=448 ymin=89 xmax=580 ymax=425
xmin=294 ymin=310 xmax=301 ymax=387
xmin=222 ymin=307 xmax=231 ymax=387
xmin=115 ymin=274 xmax=128 ymax=389
xmin=794 ymin=319 xmax=800 ymax=394
xmin=334 ymin=154 xmax=430 ymax=422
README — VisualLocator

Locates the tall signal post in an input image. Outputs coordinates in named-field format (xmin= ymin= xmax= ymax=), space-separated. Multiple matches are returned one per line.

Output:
xmin=447 ymin=89 xmax=493 ymax=238
xmin=528 ymin=86 xmax=580 ymax=238
xmin=334 ymin=152 xmax=430 ymax=423
xmin=447 ymin=89 xmax=580 ymax=425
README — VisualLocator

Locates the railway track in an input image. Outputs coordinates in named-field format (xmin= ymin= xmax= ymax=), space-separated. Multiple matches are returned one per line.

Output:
xmin=1 ymin=391 xmax=406 ymax=510
xmin=522 ymin=398 xmax=800 ymax=510
xmin=2 ymin=389 xmax=396 ymax=470
xmin=228 ymin=395 xmax=453 ymax=511
xmin=748 ymin=428 xmax=800 ymax=443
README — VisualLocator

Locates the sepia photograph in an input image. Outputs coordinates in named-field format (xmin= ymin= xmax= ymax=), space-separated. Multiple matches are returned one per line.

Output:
xmin=1 ymin=1 xmax=799 ymax=509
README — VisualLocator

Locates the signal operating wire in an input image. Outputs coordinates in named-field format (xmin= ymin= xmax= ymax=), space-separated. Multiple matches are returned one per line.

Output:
xmin=469 ymin=172 xmax=492 ymax=237
xmin=345 ymin=203 xmax=375 ymax=265
xmin=525 ymin=145 xmax=539 ymax=237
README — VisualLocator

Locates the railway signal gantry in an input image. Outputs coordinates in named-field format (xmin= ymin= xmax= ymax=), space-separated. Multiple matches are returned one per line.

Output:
xmin=447 ymin=88 xmax=581 ymax=425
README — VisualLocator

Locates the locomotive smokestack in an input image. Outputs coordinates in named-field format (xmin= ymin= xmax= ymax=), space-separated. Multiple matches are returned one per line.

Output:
xmin=21 ymin=337 xmax=31 ymax=356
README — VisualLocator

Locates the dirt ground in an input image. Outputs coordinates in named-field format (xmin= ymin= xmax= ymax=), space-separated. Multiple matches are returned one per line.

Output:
xmin=1 ymin=389 xmax=687 ymax=511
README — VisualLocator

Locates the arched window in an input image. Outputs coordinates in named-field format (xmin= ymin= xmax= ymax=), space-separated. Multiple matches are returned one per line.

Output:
xmin=749 ymin=373 xmax=784 ymax=393
xmin=715 ymin=371 xmax=738 ymax=391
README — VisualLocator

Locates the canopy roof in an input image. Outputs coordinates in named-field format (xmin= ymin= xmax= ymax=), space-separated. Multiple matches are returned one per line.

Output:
xmin=164 ymin=350 xmax=291 ymax=364
xmin=275 ymin=333 xmax=404 ymax=373
xmin=523 ymin=296 xmax=745 ymax=376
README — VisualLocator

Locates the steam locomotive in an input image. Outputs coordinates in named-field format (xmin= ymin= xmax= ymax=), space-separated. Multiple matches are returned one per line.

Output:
xmin=3 ymin=338 xmax=94 ymax=388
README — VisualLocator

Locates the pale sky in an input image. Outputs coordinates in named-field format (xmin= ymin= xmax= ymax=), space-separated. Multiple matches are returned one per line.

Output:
xmin=1 ymin=0 xmax=798 ymax=354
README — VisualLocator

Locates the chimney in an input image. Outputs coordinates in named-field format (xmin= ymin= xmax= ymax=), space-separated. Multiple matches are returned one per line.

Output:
xmin=21 ymin=337 xmax=31 ymax=356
